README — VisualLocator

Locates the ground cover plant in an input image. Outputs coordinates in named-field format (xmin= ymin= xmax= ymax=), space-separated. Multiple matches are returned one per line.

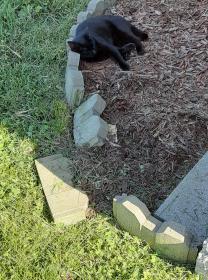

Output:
xmin=0 ymin=0 xmax=200 ymax=279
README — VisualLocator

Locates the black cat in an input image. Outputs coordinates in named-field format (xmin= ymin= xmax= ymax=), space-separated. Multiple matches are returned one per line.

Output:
xmin=68 ymin=15 xmax=148 ymax=70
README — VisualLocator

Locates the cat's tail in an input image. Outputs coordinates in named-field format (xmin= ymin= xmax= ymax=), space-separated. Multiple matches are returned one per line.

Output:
xmin=131 ymin=25 xmax=148 ymax=41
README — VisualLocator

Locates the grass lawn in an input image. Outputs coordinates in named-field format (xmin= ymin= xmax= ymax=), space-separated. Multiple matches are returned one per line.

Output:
xmin=0 ymin=0 xmax=199 ymax=279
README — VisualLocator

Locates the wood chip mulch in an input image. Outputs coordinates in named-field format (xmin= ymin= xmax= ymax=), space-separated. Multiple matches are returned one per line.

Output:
xmin=71 ymin=0 xmax=208 ymax=213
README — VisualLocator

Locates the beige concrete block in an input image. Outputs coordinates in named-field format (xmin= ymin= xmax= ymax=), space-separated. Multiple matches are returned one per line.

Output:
xmin=113 ymin=195 xmax=151 ymax=237
xmin=35 ymin=154 xmax=89 ymax=225
xmin=155 ymin=221 xmax=192 ymax=263
xmin=54 ymin=209 xmax=86 ymax=225
xmin=140 ymin=216 xmax=162 ymax=248
xmin=187 ymin=246 xmax=198 ymax=264
xmin=47 ymin=189 xmax=88 ymax=215
xmin=35 ymin=155 xmax=74 ymax=196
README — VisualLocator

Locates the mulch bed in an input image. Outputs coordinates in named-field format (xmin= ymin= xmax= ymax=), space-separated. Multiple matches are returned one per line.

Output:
xmin=71 ymin=0 xmax=208 ymax=213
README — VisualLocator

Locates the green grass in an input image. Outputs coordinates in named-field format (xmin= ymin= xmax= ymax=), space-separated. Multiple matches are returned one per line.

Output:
xmin=0 ymin=0 xmax=199 ymax=279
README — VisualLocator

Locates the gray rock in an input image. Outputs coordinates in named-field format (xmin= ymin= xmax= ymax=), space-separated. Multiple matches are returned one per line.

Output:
xmin=65 ymin=69 xmax=84 ymax=108
xmin=74 ymin=115 xmax=108 ymax=147
xmin=155 ymin=152 xmax=208 ymax=246
xmin=74 ymin=93 xmax=106 ymax=125
xmin=77 ymin=11 xmax=89 ymax=24
xmin=104 ymin=0 xmax=116 ymax=8
xmin=69 ymin=24 xmax=78 ymax=39
xmin=87 ymin=0 xmax=105 ymax=16
xmin=67 ymin=50 xmax=80 ymax=70
xmin=195 ymin=239 xmax=208 ymax=279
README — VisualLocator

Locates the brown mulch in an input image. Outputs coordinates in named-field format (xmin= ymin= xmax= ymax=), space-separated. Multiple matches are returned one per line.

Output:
xmin=71 ymin=0 xmax=208 ymax=213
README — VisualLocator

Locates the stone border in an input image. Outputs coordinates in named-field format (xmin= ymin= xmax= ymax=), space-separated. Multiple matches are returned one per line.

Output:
xmin=65 ymin=0 xmax=116 ymax=109
xmin=113 ymin=194 xmax=198 ymax=264
xmin=65 ymin=0 xmax=116 ymax=147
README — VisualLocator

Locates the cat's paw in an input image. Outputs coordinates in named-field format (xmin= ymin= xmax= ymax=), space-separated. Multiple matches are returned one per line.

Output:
xmin=125 ymin=43 xmax=135 ymax=52
xmin=120 ymin=43 xmax=135 ymax=60
xmin=122 ymin=53 xmax=130 ymax=61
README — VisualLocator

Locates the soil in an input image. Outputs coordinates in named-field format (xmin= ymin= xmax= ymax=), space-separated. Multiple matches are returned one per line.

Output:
xmin=71 ymin=0 xmax=208 ymax=213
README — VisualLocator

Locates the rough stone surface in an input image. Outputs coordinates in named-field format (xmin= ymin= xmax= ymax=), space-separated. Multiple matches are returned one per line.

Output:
xmin=77 ymin=10 xmax=93 ymax=24
xmin=77 ymin=11 xmax=88 ymax=24
xmin=113 ymin=195 xmax=151 ymax=237
xmin=69 ymin=24 xmax=78 ymax=39
xmin=65 ymin=69 xmax=84 ymax=108
xmin=35 ymin=154 xmax=89 ymax=225
xmin=155 ymin=221 xmax=193 ymax=263
xmin=104 ymin=0 xmax=116 ymax=8
xmin=187 ymin=246 xmax=199 ymax=264
xmin=155 ymin=152 xmax=208 ymax=246
xmin=67 ymin=50 xmax=80 ymax=70
xmin=74 ymin=93 xmax=106 ymax=125
xmin=195 ymin=239 xmax=208 ymax=279
xmin=74 ymin=115 xmax=108 ymax=147
xmin=87 ymin=0 xmax=105 ymax=16
xmin=140 ymin=216 xmax=162 ymax=248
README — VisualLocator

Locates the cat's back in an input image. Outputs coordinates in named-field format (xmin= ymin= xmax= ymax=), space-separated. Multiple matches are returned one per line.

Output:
xmin=76 ymin=15 xmax=126 ymax=33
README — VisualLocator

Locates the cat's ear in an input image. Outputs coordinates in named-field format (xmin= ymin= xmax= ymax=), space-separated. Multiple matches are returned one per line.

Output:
xmin=67 ymin=40 xmax=80 ymax=52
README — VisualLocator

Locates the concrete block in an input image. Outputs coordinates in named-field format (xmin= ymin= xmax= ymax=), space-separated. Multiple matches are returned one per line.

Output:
xmin=67 ymin=50 xmax=80 ymax=70
xmin=65 ymin=69 xmax=84 ymax=108
xmin=69 ymin=24 xmax=78 ymax=39
xmin=113 ymin=195 xmax=151 ymax=237
xmin=187 ymin=246 xmax=198 ymax=264
xmin=74 ymin=93 xmax=106 ymax=125
xmin=140 ymin=216 xmax=162 ymax=248
xmin=73 ymin=115 xmax=108 ymax=147
xmin=87 ymin=0 xmax=105 ymax=16
xmin=77 ymin=11 xmax=88 ymax=24
xmin=77 ymin=11 xmax=93 ymax=24
xmin=35 ymin=154 xmax=89 ymax=225
xmin=155 ymin=152 xmax=208 ymax=246
xmin=104 ymin=0 xmax=116 ymax=8
xmin=155 ymin=221 xmax=193 ymax=263
xmin=195 ymin=239 xmax=208 ymax=279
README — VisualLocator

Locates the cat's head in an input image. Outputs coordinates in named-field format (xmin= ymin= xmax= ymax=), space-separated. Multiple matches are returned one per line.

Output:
xmin=67 ymin=34 xmax=96 ymax=59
